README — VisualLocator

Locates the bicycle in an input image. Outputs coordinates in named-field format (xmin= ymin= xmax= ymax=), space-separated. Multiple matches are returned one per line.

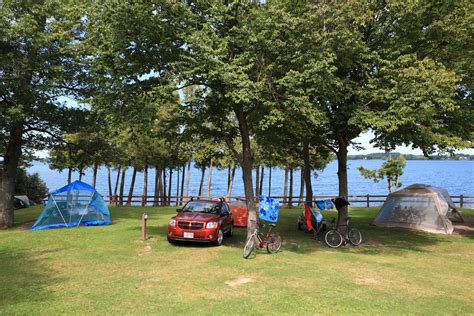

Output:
xmin=324 ymin=217 xmax=362 ymax=248
xmin=243 ymin=220 xmax=282 ymax=259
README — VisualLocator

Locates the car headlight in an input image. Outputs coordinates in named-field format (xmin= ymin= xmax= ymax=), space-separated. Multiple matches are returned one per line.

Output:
xmin=169 ymin=219 xmax=176 ymax=226
xmin=206 ymin=222 xmax=218 ymax=229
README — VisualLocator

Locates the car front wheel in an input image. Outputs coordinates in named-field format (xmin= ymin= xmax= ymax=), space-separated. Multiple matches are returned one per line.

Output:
xmin=214 ymin=228 xmax=224 ymax=246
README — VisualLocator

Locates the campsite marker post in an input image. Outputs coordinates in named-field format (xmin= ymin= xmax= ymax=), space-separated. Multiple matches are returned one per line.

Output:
xmin=141 ymin=213 xmax=148 ymax=241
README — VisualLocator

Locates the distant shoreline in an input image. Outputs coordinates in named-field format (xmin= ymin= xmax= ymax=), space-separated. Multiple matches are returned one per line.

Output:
xmin=347 ymin=152 xmax=473 ymax=161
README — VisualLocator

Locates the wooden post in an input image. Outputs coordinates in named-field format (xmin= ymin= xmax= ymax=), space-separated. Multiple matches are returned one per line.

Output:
xmin=141 ymin=195 xmax=145 ymax=207
xmin=367 ymin=194 xmax=370 ymax=208
xmin=141 ymin=212 xmax=148 ymax=241
xmin=460 ymin=194 xmax=464 ymax=208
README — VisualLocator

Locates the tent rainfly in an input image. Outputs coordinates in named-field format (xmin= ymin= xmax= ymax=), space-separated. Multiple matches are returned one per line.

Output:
xmin=32 ymin=181 xmax=111 ymax=230
xmin=372 ymin=184 xmax=464 ymax=235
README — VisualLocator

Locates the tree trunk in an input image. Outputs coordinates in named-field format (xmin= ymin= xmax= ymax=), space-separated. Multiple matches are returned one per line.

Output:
xmin=107 ymin=164 xmax=113 ymax=203
xmin=67 ymin=167 xmax=72 ymax=184
xmin=227 ymin=165 xmax=236 ymax=198
xmin=303 ymin=141 xmax=314 ymax=206
xmin=0 ymin=122 xmax=23 ymax=228
xmin=206 ymin=159 xmax=213 ymax=197
xmin=113 ymin=162 xmax=121 ymax=197
xmin=185 ymin=160 xmax=191 ymax=203
xmin=336 ymin=141 xmax=349 ymax=226
xmin=259 ymin=165 xmax=264 ymax=195
xmin=235 ymin=108 xmax=257 ymax=238
xmin=162 ymin=168 xmax=167 ymax=206
xmin=92 ymin=161 xmax=99 ymax=188
xmin=180 ymin=162 xmax=186 ymax=205
xmin=268 ymin=165 xmax=272 ymax=196
xmin=168 ymin=167 xmax=173 ymax=206
xmin=176 ymin=165 xmax=180 ymax=206
xmin=143 ymin=161 xmax=148 ymax=206
xmin=227 ymin=166 xmax=231 ymax=193
xmin=289 ymin=168 xmax=293 ymax=208
xmin=255 ymin=166 xmax=260 ymax=198
xmin=119 ymin=167 xmax=127 ymax=205
xmin=283 ymin=167 xmax=289 ymax=207
xmin=127 ymin=166 xmax=137 ymax=206
xmin=154 ymin=166 xmax=162 ymax=206
xmin=198 ymin=166 xmax=205 ymax=197
xmin=78 ymin=167 xmax=84 ymax=181
xmin=299 ymin=167 xmax=305 ymax=206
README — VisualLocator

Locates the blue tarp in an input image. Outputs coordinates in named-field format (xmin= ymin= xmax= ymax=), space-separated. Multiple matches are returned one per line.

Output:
xmin=258 ymin=195 xmax=280 ymax=222
xmin=32 ymin=181 xmax=111 ymax=230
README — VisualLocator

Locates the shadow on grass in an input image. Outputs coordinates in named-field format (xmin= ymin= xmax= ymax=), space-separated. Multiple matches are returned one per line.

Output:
xmin=0 ymin=247 xmax=59 ymax=309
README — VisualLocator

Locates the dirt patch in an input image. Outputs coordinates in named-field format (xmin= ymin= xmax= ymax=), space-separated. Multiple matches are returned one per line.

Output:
xmin=18 ymin=221 xmax=35 ymax=230
xmin=225 ymin=277 xmax=255 ymax=287
xmin=453 ymin=223 xmax=474 ymax=235
xmin=354 ymin=277 xmax=379 ymax=285
xmin=138 ymin=245 xmax=152 ymax=256
xmin=363 ymin=240 xmax=384 ymax=247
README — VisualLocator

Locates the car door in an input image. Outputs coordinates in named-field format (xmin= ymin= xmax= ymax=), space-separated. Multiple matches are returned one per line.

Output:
xmin=221 ymin=203 xmax=232 ymax=232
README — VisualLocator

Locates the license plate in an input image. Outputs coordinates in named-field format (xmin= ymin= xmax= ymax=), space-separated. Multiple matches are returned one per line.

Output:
xmin=183 ymin=232 xmax=194 ymax=238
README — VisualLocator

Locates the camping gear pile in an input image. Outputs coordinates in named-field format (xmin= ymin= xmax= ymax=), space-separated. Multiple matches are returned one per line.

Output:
xmin=372 ymin=184 xmax=464 ymax=234
xmin=32 ymin=181 xmax=111 ymax=230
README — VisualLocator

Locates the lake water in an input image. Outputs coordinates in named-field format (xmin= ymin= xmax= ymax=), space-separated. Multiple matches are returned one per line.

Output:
xmin=27 ymin=160 xmax=473 ymax=203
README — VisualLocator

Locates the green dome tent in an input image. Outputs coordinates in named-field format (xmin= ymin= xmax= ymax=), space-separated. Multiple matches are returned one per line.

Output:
xmin=32 ymin=181 xmax=111 ymax=230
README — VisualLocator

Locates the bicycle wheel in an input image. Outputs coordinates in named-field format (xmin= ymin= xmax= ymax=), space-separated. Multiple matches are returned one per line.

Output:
xmin=266 ymin=233 xmax=282 ymax=254
xmin=348 ymin=228 xmax=362 ymax=246
xmin=243 ymin=235 xmax=257 ymax=259
xmin=325 ymin=229 xmax=343 ymax=248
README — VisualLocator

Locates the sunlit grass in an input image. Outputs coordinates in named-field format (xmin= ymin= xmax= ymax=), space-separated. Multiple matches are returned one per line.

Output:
xmin=1 ymin=205 xmax=473 ymax=314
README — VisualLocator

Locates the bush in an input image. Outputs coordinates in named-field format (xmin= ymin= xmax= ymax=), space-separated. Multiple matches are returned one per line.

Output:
xmin=14 ymin=169 xmax=49 ymax=203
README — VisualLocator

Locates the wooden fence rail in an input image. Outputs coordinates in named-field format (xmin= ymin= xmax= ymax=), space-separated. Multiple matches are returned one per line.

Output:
xmin=105 ymin=194 xmax=474 ymax=208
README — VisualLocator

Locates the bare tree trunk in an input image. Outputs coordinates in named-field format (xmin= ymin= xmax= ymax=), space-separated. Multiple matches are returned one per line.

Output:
xmin=162 ymin=168 xmax=167 ymax=206
xmin=113 ymin=162 xmax=121 ymax=197
xmin=176 ymin=165 xmax=180 ymax=206
xmin=67 ymin=167 xmax=72 ymax=184
xmin=107 ymin=164 xmax=113 ymax=202
xmin=259 ymin=165 xmax=264 ymax=195
xmin=206 ymin=159 xmax=213 ymax=197
xmin=227 ymin=165 xmax=231 ymax=192
xmin=119 ymin=167 xmax=127 ymax=205
xmin=303 ymin=141 xmax=314 ymax=206
xmin=198 ymin=166 xmax=205 ymax=197
xmin=0 ymin=122 xmax=23 ymax=228
xmin=78 ymin=167 xmax=84 ymax=181
xmin=143 ymin=161 xmax=148 ymax=206
xmin=255 ymin=166 xmax=260 ymax=198
xmin=289 ymin=168 xmax=293 ymax=208
xmin=227 ymin=165 xmax=236 ymax=198
xmin=127 ymin=166 xmax=137 ymax=206
xmin=268 ymin=165 xmax=272 ymax=196
xmin=154 ymin=166 xmax=161 ymax=206
xmin=185 ymin=160 xmax=191 ymax=202
xmin=180 ymin=162 xmax=186 ymax=205
xmin=235 ymin=108 xmax=257 ymax=238
xmin=299 ymin=167 xmax=305 ymax=206
xmin=336 ymin=139 xmax=349 ymax=226
xmin=92 ymin=161 xmax=99 ymax=188
xmin=283 ymin=167 xmax=289 ymax=207
xmin=168 ymin=167 xmax=173 ymax=206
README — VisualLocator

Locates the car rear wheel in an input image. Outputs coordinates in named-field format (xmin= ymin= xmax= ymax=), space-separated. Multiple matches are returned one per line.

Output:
xmin=214 ymin=228 xmax=224 ymax=246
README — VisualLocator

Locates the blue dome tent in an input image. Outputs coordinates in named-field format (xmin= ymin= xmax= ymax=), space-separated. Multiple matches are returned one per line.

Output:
xmin=32 ymin=181 xmax=111 ymax=230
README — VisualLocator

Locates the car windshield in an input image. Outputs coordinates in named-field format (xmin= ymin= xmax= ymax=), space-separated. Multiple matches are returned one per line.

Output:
xmin=182 ymin=201 xmax=220 ymax=214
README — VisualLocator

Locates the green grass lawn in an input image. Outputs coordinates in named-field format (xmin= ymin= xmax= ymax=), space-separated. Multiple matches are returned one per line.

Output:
xmin=1 ymin=205 xmax=473 ymax=315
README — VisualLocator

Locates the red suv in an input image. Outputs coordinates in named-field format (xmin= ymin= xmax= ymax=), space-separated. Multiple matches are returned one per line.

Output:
xmin=167 ymin=199 xmax=234 ymax=246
